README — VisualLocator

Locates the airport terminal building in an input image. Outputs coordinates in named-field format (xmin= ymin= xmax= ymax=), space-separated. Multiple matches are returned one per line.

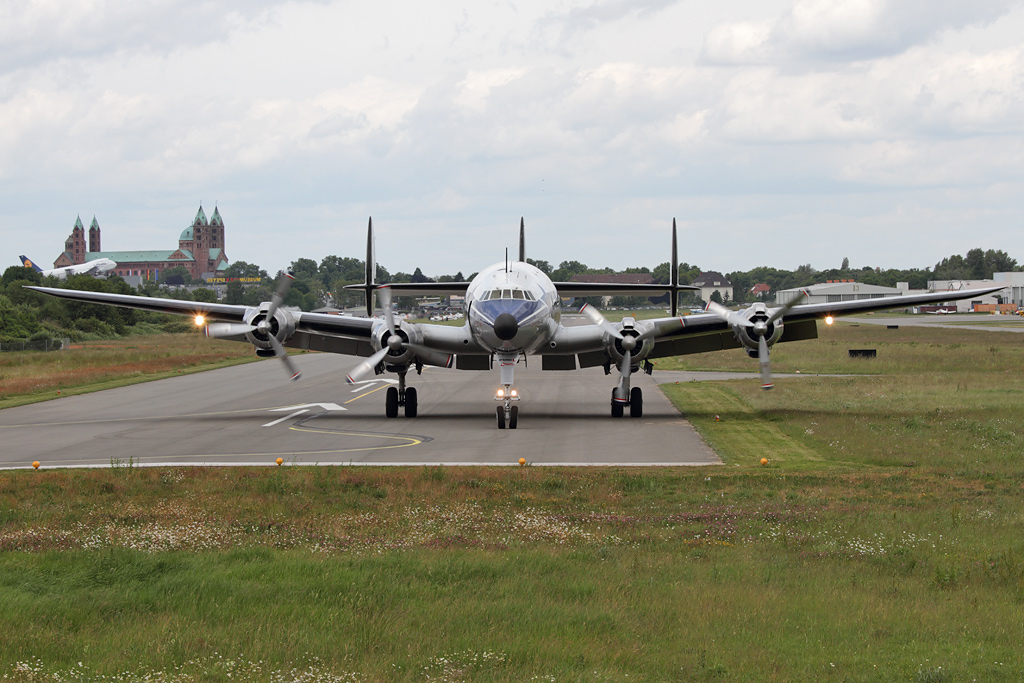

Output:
xmin=54 ymin=205 xmax=230 ymax=281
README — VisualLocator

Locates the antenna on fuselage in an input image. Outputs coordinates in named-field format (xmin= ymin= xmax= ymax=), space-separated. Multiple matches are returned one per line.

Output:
xmin=505 ymin=247 xmax=509 ymax=273
xmin=519 ymin=217 xmax=526 ymax=263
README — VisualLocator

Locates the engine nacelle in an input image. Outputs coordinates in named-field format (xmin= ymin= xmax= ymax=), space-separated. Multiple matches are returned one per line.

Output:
xmin=730 ymin=303 xmax=784 ymax=352
xmin=606 ymin=318 xmax=654 ymax=366
xmin=243 ymin=304 xmax=297 ymax=351
xmin=376 ymin=321 xmax=420 ymax=368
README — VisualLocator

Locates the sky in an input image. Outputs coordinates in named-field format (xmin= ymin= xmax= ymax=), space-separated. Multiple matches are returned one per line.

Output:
xmin=4 ymin=0 xmax=1024 ymax=277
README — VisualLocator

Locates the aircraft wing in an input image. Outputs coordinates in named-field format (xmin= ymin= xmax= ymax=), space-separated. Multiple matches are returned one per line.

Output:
xmin=541 ymin=285 xmax=1007 ymax=365
xmin=25 ymin=285 xmax=377 ymax=355
xmin=644 ymin=285 xmax=1007 ymax=359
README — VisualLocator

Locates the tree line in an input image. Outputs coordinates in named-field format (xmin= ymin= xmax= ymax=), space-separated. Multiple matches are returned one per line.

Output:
xmin=1 ymin=247 xmax=1018 ymax=342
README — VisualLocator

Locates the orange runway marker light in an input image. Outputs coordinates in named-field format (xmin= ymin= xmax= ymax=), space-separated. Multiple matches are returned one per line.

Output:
xmin=760 ymin=458 xmax=768 ymax=466
xmin=32 ymin=461 xmax=40 ymax=469
xmin=519 ymin=458 xmax=526 ymax=466
xmin=276 ymin=457 xmax=283 ymax=466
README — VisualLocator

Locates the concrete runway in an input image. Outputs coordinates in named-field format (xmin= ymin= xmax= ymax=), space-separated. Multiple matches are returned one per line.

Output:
xmin=848 ymin=314 xmax=1024 ymax=334
xmin=0 ymin=353 xmax=720 ymax=469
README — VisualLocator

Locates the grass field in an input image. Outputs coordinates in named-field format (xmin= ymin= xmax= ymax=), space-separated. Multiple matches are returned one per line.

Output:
xmin=2 ymin=323 xmax=1024 ymax=681
xmin=0 ymin=334 xmax=261 ymax=410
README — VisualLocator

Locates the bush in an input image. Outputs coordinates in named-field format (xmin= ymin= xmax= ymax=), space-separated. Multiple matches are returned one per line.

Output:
xmin=73 ymin=316 xmax=117 ymax=339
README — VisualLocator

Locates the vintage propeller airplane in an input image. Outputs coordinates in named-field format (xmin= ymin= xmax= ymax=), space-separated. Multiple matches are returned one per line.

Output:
xmin=27 ymin=219 xmax=1003 ymax=429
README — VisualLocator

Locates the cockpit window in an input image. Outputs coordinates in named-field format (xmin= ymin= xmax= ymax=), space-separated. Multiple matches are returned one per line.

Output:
xmin=481 ymin=287 xmax=537 ymax=300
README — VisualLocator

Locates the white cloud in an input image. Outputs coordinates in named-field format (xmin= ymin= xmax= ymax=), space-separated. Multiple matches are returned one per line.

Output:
xmin=0 ymin=0 xmax=311 ymax=73
xmin=702 ymin=0 xmax=1019 ymax=64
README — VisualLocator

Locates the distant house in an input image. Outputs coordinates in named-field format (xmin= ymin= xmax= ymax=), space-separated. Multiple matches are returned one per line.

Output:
xmin=692 ymin=271 xmax=733 ymax=303
xmin=750 ymin=283 xmax=771 ymax=299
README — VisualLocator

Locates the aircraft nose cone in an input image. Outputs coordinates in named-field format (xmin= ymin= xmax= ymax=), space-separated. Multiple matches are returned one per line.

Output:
xmin=493 ymin=312 xmax=519 ymax=341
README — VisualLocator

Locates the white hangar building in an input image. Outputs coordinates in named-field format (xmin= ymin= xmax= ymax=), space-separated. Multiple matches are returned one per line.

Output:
xmin=775 ymin=281 xmax=906 ymax=306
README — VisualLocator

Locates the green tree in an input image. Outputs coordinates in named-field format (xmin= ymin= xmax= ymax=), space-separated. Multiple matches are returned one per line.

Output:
xmin=527 ymin=258 xmax=552 ymax=275
xmin=290 ymin=257 xmax=319 ymax=280
xmin=224 ymin=261 xmax=268 ymax=280
xmin=225 ymin=281 xmax=244 ymax=304
xmin=192 ymin=288 xmax=218 ymax=303
xmin=159 ymin=266 xmax=192 ymax=285
xmin=552 ymin=260 xmax=589 ymax=281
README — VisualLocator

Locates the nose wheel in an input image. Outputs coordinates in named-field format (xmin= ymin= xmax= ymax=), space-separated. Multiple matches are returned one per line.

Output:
xmin=497 ymin=404 xmax=519 ymax=429
xmin=495 ymin=382 xmax=520 ymax=429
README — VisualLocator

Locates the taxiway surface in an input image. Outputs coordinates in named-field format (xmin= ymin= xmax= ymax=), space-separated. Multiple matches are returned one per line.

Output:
xmin=0 ymin=353 xmax=720 ymax=468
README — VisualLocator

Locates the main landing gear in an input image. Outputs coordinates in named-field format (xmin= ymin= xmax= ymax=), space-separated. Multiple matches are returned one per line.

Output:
xmin=385 ymin=369 xmax=418 ymax=418
xmin=611 ymin=387 xmax=643 ymax=418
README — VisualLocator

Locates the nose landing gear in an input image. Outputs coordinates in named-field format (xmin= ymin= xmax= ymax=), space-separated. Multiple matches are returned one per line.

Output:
xmin=495 ymin=385 xmax=520 ymax=429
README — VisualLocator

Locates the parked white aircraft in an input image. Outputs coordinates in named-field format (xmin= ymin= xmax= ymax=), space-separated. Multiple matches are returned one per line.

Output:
xmin=27 ymin=219 xmax=1004 ymax=429
xmin=20 ymin=255 xmax=116 ymax=280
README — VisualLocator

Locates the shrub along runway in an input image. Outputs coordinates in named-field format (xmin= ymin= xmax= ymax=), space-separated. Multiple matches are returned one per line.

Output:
xmin=0 ymin=352 xmax=718 ymax=468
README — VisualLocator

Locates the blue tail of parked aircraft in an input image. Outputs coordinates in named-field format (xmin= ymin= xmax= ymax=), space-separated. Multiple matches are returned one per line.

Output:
xmin=19 ymin=256 xmax=44 ymax=272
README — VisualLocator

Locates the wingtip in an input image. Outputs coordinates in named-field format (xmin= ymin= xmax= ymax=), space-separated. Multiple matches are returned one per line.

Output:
xmin=290 ymin=372 xmax=302 ymax=381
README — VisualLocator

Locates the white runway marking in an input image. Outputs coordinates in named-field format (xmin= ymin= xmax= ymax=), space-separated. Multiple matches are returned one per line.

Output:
xmin=262 ymin=409 xmax=308 ymax=427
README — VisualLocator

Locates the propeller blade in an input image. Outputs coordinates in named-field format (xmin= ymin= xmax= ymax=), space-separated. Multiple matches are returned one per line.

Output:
xmin=619 ymin=348 xmax=632 ymax=381
xmin=704 ymin=300 xmax=733 ymax=322
xmin=205 ymin=322 xmax=256 ymax=338
xmin=758 ymin=334 xmax=772 ymax=390
xmin=266 ymin=270 xmax=295 ymax=322
xmin=377 ymin=285 xmax=395 ymax=334
xmin=580 ymin=303 xmax=623 ymax=339
xmin=267 ymin=334 xmax=302 ymax=381
xmin=766 ymin=289 xmax=807 ymax=325
xmin=345 ymin=347 xmax=389 ymax=384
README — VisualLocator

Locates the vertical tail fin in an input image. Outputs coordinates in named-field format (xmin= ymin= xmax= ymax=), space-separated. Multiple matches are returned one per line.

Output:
xmin=20 ymin=256 xmax=43 ymax=273
xmin=670 ymin=219 xmax=679 ymax=317
xmin=518 ymin=217 xmax=526 ymax=263
xmin=364 ymin=217 xmax=376 ymax=317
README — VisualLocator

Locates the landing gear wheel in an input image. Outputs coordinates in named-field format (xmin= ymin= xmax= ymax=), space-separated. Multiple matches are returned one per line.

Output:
xmin=509 ymin=405 xmax=519 ymax=430
xmin=496 ymin=406 xmax=506 ymax=429
xmin=385 ymin=387 xmax=399 ymax=418
xmin=611 ymin=389 xmax=624 ymax=418
xmin=629 ymin=387 xmax=643 ymax=418
xmin=404 ymin=387 xmax=418 ymax=418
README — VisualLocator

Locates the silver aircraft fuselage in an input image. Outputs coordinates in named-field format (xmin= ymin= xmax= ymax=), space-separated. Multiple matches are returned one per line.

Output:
xmin=464 ymin=261 xmax=561 ymax=355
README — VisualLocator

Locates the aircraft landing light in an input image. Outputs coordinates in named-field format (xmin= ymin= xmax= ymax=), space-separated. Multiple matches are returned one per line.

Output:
xmin=825 ymin=316 xmax=834 ymax=325
xmin=194 ymin=314 xmax=205 ymax=326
